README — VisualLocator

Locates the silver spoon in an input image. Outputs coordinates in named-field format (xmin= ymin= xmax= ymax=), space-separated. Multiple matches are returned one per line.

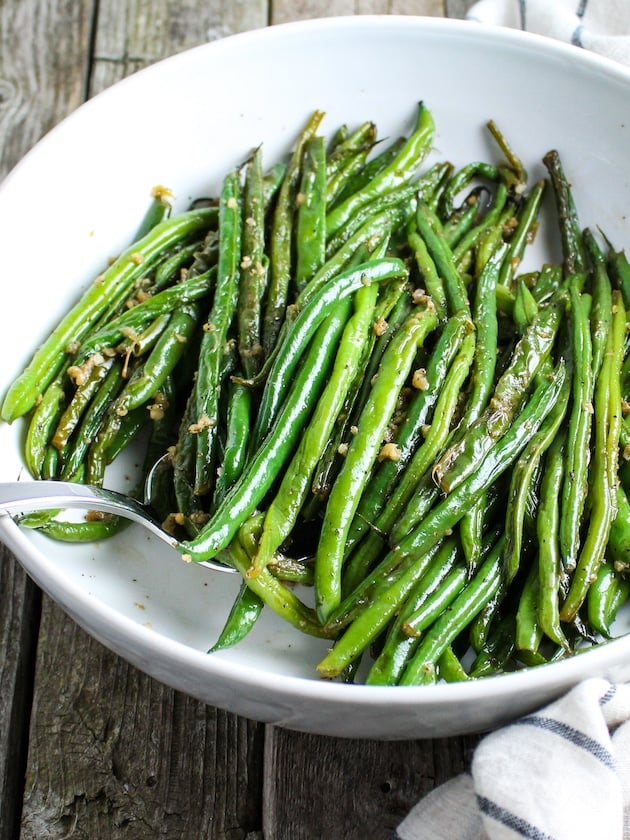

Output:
xmin=0 ymin=469 xmax=236 ymax=574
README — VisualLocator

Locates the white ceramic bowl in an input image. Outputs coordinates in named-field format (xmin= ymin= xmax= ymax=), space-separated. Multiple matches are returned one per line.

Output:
xmin=2 ymin=16 xmax=630 ymax=740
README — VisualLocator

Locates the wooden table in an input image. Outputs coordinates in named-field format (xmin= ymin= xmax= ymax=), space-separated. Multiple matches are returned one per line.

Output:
xmin=0 ymin=2 xmax=478 ymax=837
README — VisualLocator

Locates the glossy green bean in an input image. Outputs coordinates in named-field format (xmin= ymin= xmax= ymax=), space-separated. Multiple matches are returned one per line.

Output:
xmin=314 ymin=302 xmax=439 ymax=621
xmin=2 ymin=207 xmax=216 ymax=423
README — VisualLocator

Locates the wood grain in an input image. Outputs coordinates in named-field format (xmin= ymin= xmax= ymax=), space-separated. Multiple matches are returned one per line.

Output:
xmin=271 ymin=0 xmax=446 ymax=23
xmin=21 ymin=603 xmax=263 ymax=840
xmin=262 ymin=728 xmax=478 ymax=839
xmin=89 ymin=0 xmax=268 ymax=92
xmin=0 ymin=0 xmax=95 ymax=179
xmin=0 ymin=550 xmax=40 ymax=840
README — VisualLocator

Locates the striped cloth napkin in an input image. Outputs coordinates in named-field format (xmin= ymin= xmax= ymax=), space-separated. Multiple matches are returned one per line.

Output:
xmin=396 ymin=679 xmax=630 ymax=839
xmin=466 ymin=0 xmax=630 ymax=66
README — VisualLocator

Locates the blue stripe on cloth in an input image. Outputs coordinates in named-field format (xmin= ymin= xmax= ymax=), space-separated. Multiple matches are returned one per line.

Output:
xmin=477 ymin=795 xmax=557 ymax=840
xmin=519 ymin=0 xmax=527 ymax=30
xmin=572 ymin=24 xmax=585 ymax=47
xmin=513 ymin=715 xmax=616 ymax=772
xmin=599 ymin=682 xmax=617 ymax=706
xmin=576 ymin=0 xmax=589 ymax=18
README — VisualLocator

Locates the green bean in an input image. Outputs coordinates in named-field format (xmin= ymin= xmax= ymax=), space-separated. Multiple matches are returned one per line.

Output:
xmin=407 ymin=225 xmax=448 ymax=321
xmin=152 ymin=240 xmax=205 ymax=291
xmin=329 ymin=137 xmax=408 ymax=208
xmin=237 ymin=146 xmax=267 ymax=379
xmin=451 ymin=182 xmax=509 ymax=271
xmin=52 ymin=355 xmax=115 ymax=452
xmin=325 ymin=147 xmax=371 ymax=209
xmin=542 ymin=149 xmax=588 ymax=277
xmin=212 ymin=381 xmax=252 ymax=506
xmin=460 ymin=242 xmax=506 ymax=426
xmin=262 ymin=162 xmax=287 ymax=206
xmin=486 ymin=119 xmax=527 ymax=190
xmin=609 ymin=484 xmax=630 ymax=572
xmin=325 ymin=183 xmax=417 ymax=259
xmin=194 ymin=170 xmax=242 ymax=496
xmin=300 ymin=268 xmax=407 ymax=521
xmin=113 ymin=304 xmax=200 ymax=417
xmin=24 ymin=377 xmax=67 ymax=478
xmin=325 ymin=102 xmax=435 ymax=239
xmin=268 ymin=555 xmax=315 ymax=586
xmin=503 ymin=365 xmax=571 ymax=585
xmin=344 ymin=308 xmax=472 ymax=554
xmin=364 ymin=538 xmax=459 ymax=685
xmin=85 ymin=403 xmax=149 ymax=485
xmin=587 ymin=559 xmax=630 ymax=638
xmin=134 ymin=187 xmax=174 ymax=237
xmin=414 ymin=201 xmax=470 ymax=315
xmin=76 ymin=268 xmax=215 ymax=362
xmin=496 ymin=180 xmax=546 ymax=289
xmin=469 ymin=614 xmax=516 ymax=678
xmin=172 ymin=389 xmax=201 ymax=522
xmin=326 ymin=536 xmax=445 ymax=639
xmin=561 ymin=290 xmax=625 ymax=621
xmin=536 ymin=430 xmax=570 ymax=649
xmin=250 ymin=285 xmax=377 ymax=577
xmin=402 ymin=565 xmax=469 ymax=638
xmin=317 ymin=538 xmax=450 ymax=679
xmin=180 ymin=296 xmax=352 ymax=562
xmin=28 ymin=515 xmax=130 ymax=542
xmin=2 ymin=207 xmax=216 ymax=423
xmin=608 ymin=244 xmax=630 ymax=313
xmin=396 ymin=536 xmax=506 ymax=686
xmin=250 ymin=257 xmax=408 ymax=451
xmin=437 ymin=647 xmax=470 ymax=683
xmin=314 ymin=302 xmax=439 ymax=621
xmin=559 ymin=287 xmax=593 ymax=571
xmin=298 ymin=204 xmax=409 ymax=308
xmin=531 ymin=263 xmax=564 ymax=304
xmin=295 ymin=136 xmax=327 ymax=291
xmin=262 ymin=110 xmax=325 ymax=354
xmin=432 ymin=301 xmax=561 ymax=493
xmin=386 ymin=361 xmax=566 ymax=575
xmin=512 ymin=277 xmax=539 ymax=333
xmin=209 ymin=581 xmax=264 ymax=653
xmin=60 ymin=358 xmax=125 ymax=481
xmin=223 ymin=533 xmax=330 ymax=640
xmin=439 ymin=161 xmax=501 ymax=220
xmin=118 ymin=313 xmax=172 ymax=361
xmin=515 ymin=564 xmax=543 ymax=655
xmin=361 ymin=327 xmax=475 ymax=560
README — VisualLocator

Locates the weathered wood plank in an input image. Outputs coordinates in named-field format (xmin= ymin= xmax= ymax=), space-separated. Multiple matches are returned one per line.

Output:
xmin=262 ymin=727 xmax=479 ymax=839
xmin=0 ymin=0 xmax=95 ymax=178
xmin=89 ymin=0 xmax=268 ymax=92
xmin=21 ymin=602 xmax=264 ymax=840
xmin=0 ymin=549 xmax=41 ymax=840
xmin=271 ymin=0 xmax=446 ymax=23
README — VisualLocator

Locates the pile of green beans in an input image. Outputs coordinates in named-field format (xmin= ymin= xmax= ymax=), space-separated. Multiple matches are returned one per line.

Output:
xmin=5 ymin=102 xmax=630 ymax=686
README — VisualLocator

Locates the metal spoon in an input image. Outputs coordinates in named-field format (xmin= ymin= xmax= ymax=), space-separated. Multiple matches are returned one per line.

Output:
xmin=0 ymin=468 xmax=236 ymax=574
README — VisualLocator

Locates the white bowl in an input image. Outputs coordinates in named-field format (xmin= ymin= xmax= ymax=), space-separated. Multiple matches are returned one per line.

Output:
xmin=2 ymin=15 xmax=630 ymax=739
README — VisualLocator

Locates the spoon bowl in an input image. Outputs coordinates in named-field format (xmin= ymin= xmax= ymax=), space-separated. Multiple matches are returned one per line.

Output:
xmin=0 ymin=478 xmax=236 ymax=574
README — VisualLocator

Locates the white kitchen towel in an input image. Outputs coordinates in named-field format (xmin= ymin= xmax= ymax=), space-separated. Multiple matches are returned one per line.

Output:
xmin=466 ymin=0 xmax=630 ymax=67
xmin=395 ymin=678 xmax=630 ymax=840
